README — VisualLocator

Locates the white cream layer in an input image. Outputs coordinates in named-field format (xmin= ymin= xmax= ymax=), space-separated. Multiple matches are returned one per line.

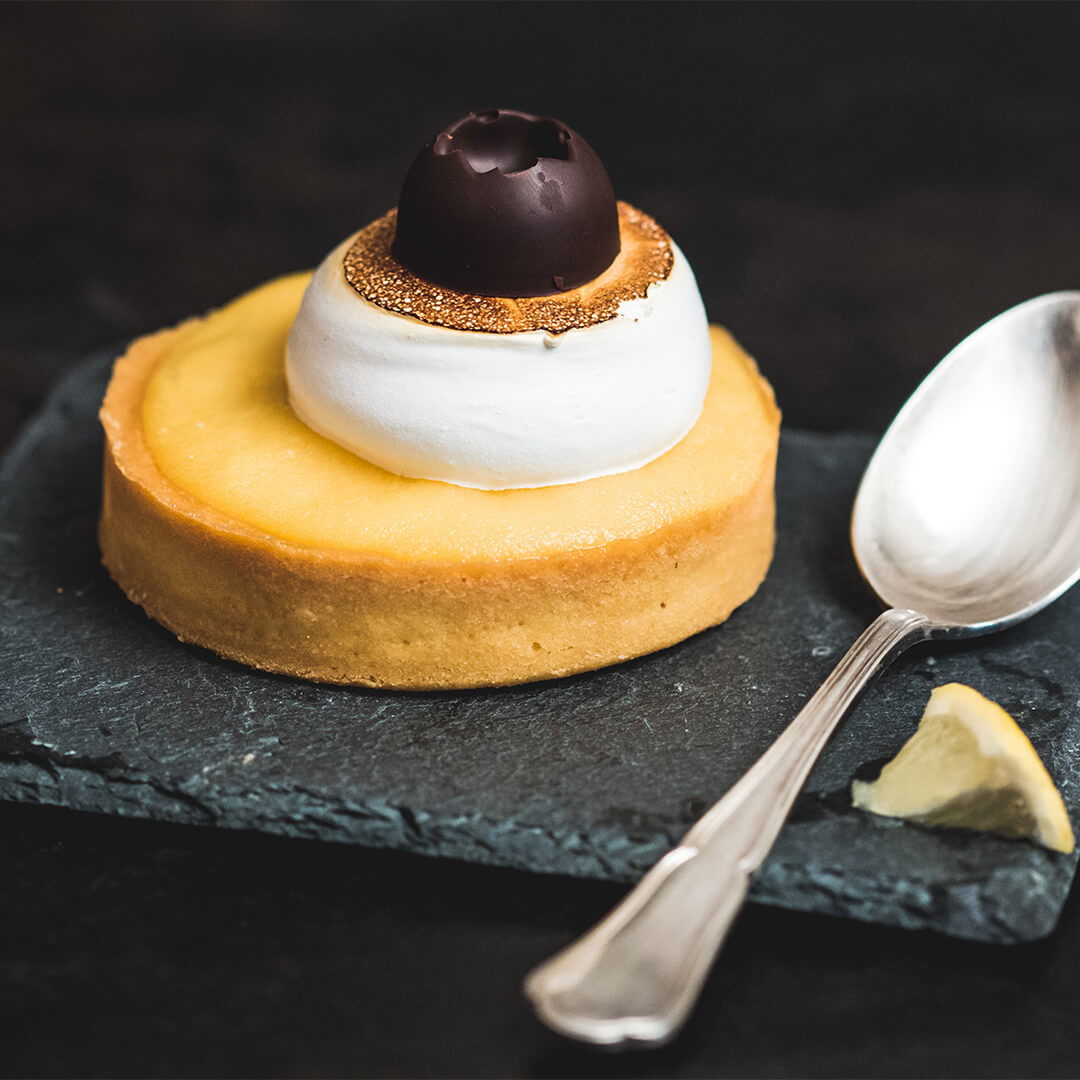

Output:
xmin=285 ymin=234 xmax=712 ymax=490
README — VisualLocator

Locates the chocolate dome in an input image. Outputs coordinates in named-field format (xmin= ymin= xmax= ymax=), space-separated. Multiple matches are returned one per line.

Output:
xmin=391 ymin=109 xmax=620 ymax=298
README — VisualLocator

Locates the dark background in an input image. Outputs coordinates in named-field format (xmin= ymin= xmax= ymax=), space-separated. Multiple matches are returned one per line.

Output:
xmin=4 ymin=2 xmax=1080 ymax=1076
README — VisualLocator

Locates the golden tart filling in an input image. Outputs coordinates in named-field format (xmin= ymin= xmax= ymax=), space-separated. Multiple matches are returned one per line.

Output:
xmin=141 ymin=274 xmax=776 ymax=562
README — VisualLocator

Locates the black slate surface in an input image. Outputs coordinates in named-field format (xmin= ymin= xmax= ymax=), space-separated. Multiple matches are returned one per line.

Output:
xmin=2 ymin=351 xmax=1078 ymax=945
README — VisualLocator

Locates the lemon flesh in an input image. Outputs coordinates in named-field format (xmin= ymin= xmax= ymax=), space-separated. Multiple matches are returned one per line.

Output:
xmin=852 ymin=683 xmax=1075 ymax=854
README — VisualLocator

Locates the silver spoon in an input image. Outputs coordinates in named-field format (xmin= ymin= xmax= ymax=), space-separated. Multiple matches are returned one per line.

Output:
xmin=524 ymin=291 xmax=1080 ymax=1049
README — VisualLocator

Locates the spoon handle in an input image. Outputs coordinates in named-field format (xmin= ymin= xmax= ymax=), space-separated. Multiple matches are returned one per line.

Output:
xmin=523 ymin=607 xmax=932 ymax=1049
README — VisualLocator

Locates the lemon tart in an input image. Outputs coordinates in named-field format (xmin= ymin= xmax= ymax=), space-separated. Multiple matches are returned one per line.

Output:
xmin=99 ymin=110 xmax=780 ymax=689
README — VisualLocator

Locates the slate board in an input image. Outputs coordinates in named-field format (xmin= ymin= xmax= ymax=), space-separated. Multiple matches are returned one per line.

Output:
xmin=2 ymin=352 xmax=1079 ymax=944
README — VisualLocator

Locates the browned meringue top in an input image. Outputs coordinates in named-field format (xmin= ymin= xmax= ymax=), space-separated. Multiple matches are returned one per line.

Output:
xmin=342 ymin=201 xmax=674 ymax=335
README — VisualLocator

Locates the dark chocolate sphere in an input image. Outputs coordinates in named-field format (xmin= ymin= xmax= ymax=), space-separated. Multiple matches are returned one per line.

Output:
xmin=391 ymin=109 xmax=620 ymax=298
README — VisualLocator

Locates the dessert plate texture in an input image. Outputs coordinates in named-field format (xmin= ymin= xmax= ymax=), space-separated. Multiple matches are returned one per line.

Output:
xmin=2 ymin=351 xmax=1078 ymax=944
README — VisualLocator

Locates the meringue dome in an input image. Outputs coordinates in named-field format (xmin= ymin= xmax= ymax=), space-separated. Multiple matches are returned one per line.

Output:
xmin=285 ymin=209 xmax=711 ymax=490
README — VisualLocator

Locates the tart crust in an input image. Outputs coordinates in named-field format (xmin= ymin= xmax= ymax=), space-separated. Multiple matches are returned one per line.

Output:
xmin=99 ymin=279 xmax=780 ymax=690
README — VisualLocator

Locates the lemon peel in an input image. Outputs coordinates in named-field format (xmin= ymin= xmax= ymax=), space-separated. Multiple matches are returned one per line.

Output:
xmin=852 ymin=683 xmax=1075 ymax=854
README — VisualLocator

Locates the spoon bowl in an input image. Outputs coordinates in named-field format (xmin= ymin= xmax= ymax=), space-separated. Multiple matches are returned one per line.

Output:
xmin=525 ymin=292 xmax=1080 ymax=1049
xmin=854 ymin=291 xmax=1080 ymax=632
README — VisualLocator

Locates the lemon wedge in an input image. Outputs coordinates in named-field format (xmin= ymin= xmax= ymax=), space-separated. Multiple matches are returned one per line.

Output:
xmin=852 ymin=683 xmax=1075 ymax=853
